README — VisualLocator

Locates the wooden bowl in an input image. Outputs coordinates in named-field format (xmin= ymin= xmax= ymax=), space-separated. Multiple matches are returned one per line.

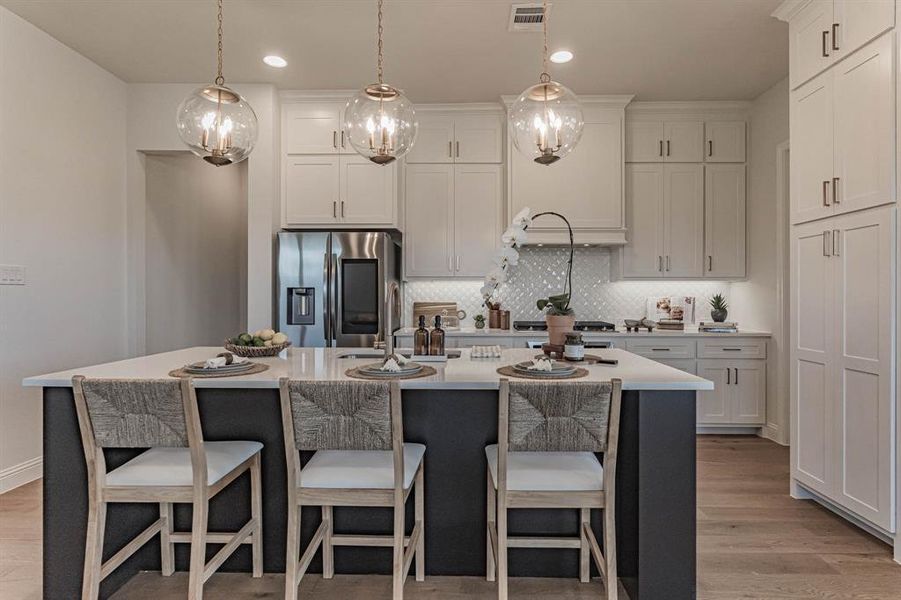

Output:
xmin=223 ymin=340 xmax=291 ymax=357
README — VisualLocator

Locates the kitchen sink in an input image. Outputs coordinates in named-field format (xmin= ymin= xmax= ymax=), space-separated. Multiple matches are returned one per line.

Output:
xmin=338 ymin=350 xmax=462 ymax=359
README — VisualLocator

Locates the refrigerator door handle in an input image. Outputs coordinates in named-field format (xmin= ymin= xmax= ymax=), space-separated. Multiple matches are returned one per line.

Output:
xmin=323 ymin=250 xmax=331 ymax=347
xmin=331 ymin=253 xmax=339 ymax=344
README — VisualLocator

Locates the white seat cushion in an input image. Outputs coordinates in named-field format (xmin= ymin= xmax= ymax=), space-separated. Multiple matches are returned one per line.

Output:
xmin=105 ymin=441 xmax=262 ymax=487
xmin=300 ymin=443 xmax=425 ymax=490
xmin=485 ymin=444 xmax=603 ymax=492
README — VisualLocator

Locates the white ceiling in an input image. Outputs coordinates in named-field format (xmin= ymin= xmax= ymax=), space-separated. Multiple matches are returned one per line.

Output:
xmin=0 ymin=0 xmax=788 ymax=103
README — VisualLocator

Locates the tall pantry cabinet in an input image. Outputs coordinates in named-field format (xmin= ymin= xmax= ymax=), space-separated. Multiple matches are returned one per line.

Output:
xmin=776 ymin=0 xmax=898 ymax=542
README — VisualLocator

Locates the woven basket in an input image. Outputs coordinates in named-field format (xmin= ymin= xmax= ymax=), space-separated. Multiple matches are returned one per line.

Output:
xmin=223 ymin=340 xmax=291 ymax=358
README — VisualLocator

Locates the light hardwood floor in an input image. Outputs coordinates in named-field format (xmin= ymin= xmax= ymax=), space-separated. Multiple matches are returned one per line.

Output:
xmin=2 ymin=436 xmax=901 ymax=599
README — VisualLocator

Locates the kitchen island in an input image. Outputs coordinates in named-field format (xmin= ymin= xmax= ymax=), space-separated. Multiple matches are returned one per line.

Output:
xmin=24 ymin=347 xmax=713 ymax=600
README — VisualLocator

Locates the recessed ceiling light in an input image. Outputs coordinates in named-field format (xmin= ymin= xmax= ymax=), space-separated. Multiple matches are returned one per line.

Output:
xmin=263 ymin=55 xmax=287 ymax=68
xmin=550 ymin=50 xmax=573 ymax=64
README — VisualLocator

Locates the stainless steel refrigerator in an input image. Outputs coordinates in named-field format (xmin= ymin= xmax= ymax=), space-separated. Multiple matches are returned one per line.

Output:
xmin=277 ymin=231 xmax=401 ymax=348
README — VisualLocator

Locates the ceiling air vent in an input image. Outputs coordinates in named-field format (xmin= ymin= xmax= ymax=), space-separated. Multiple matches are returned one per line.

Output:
xmin=508 ymin=3 xmax=551 ymax=32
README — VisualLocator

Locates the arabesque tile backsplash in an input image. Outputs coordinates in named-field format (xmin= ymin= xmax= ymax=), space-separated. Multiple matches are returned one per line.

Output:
xmin=403 ymin=247 xmax=732 ymax=327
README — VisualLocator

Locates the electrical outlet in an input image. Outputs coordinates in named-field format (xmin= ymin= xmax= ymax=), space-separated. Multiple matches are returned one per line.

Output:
xmin=0 ymin=265 xmax=25 ymax=285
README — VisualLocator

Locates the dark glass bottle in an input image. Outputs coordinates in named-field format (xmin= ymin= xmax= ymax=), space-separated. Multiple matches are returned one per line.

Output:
xmin=413 ymin=315 xmax=430 ymax=356
xmin=429 ymin=315 xmax=446 ymax=356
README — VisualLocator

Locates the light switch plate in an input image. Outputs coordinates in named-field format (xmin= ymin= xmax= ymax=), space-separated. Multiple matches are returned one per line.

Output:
xmin=0 ymin=265 xmax=26 ymax=285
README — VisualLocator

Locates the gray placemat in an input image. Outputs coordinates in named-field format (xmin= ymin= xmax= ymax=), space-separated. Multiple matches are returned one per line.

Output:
xmin=168 ymin=362 xmax=269 ymax=378
xmin=345 ymin=365 xmax=438 ymax=380
xmin=496 ymin=365 xmax=589 ymax=380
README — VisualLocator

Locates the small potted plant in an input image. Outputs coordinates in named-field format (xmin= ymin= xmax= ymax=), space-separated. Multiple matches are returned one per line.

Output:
xmin=709 ymin=294 xmax=728 ymax=323
xmin=537 ymin=293 xmax=575 ymax=345
xmin=474 ymin=314 xmax=486 ymax=330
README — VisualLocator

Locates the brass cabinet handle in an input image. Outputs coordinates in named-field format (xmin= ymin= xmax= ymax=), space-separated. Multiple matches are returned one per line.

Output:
xmin=822 ymin=180 xmax=831 ymax=206
xmin=448 ymin=141 xmax=453 ymax=158
xmin=727 ymin=368 xmax=731 ymax=385
xmin=832 ymin=229 xmax=841 ymax=256
xmin=659 ymin=140 xmax=663 ymax=157
xmin=822 ymin=30 xmax=830 ymax=57
xmin=666 ymin=140 xmax=671 ymax=156
xmin=832 ymin=23 xmax=840 ymax=51
xmin=333 ymin=131 xmax=338 ymax=148
xmin=832 ymin=177 xmax=840 ymax=204
xmin=456 ymin=141 xmax=460 ymax=158
xmin=708 ymin=140 xmax=713 ymax=157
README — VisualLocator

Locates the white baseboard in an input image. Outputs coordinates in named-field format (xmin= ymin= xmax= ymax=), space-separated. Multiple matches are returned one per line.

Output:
xmin=0 ymin=456 xmax=42 ymax=494
xmin=760 ymin=424 xmax=789 ymax=446
xmin=697 ymin=426 xmax=761 ymax=435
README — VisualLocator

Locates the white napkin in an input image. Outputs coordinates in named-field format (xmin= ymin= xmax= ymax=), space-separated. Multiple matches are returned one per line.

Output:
xmin=395 ymin=353 xmax=410 ymax=365
xmin=527 ymin=357 xmax=553 ymax=371
xmin=204 ymin=355 xmax=249 ymax=369
xmin=380 ymin=358 xmax=401 ymax=372
xmin=471 ymin=345 xmax=502 ymax=358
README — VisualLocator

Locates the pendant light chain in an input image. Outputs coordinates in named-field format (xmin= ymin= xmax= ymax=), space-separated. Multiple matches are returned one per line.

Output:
xmin=540 ymin=0 xmax=550 ymax=83
xmin=377 ymin=0 xmax=384 ymax=85
xmin=215 ymin=0 xmax=225 ymax=85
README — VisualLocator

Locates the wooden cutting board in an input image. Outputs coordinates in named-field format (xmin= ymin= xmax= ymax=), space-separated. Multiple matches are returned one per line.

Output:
xmin=412 ymin=302 xmax=463 ymax=328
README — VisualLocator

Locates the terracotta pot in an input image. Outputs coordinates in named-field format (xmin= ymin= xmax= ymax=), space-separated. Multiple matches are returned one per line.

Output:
xmin=545 ymin=314 xmax=576 ymax=346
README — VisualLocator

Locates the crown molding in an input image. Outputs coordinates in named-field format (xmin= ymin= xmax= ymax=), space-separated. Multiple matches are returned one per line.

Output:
xmin=772 ymin=0 xmax=812 ymax=23
xmin=414 ymin=102 xmax=505 ymax=113
xmin=279 ymin=89 xmax=356 ymax=103
xmin=626 ymin=100 xmax=752 ymax=115
xmin=500 ymin=94 xmax=635 ymax=109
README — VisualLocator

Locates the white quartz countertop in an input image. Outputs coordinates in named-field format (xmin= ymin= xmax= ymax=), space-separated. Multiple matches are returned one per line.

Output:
xmin=23 ymin=347 xmax=713 ymax=391
xmin=395 ymin=326 xmax=771 ymax=338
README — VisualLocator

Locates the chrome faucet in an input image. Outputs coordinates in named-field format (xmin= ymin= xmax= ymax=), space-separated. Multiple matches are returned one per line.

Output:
xmin=382 ymin=281 xmax=400 ymax=360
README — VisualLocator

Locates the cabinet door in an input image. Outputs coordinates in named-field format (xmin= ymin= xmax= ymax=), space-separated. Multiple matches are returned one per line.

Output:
xmin=790 ymin=0 xmax=834 ymax=89
xmin=510 ymin=115 xmax=623 ymax=230
xmin=284 ymin=156 xmax=339 ymax=225
xmin=830 ymin=206 xmax=895 ymax=530
xmin=339 ymin=155 xmax=396 ymax=225
xmin=454 ymin=116 xmax=503 ymax=163
xmin=454 ymin=165 xmax=502 ymax=277
xmin=833 ymin=0 xmax=894 ymax=61
xmin=791 ymin=221 xmax=835 ymax=495
xmin=622 ymin=164 xmax=665 ymax=277
xmin=696 ymin=362 xmax=730 ymax=424
xmin=731 ymin=361 xmax=766 ymax=424
xmin=405 ymin=115 xmax=455 ymax=163
xmin=791 ymin=72 xmax=834 ymax=224
xmin=663 ymin=164 xmax=704 ymax=277
xmin=284 ymin=103 xmax=340 ymax=154
xmin=705 ymin=121 xmax=746 ymax=163
xmin=832 ymin=33 xmax=894 ymax=216
xmin=705 ymin=164 xmax=747 ymax=278
xmin=663 ymin=121 xmax=704 ymax=162
xmin=625 ymin=121 xmax=664 ymax=162
xmin=404 ymin=164 xmax=454 ymax=276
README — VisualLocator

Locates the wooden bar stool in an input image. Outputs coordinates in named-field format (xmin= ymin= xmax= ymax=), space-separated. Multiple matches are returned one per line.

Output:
xmin=72 ymin=376 xmax=263 ymax=600
xmin=485 ymin=378 xmax=623 ymax=600
xmin=278 ymin=378 xmax=425 ymax=600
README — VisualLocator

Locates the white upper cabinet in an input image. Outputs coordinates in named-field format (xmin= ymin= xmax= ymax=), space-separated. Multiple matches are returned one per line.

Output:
xmin=284 ymin=103 xmax=343 ymax=154
xmin=705 ymin=164 xmax=747 ymax=278
xmin=663 ymin=164 xmax=705 ymax=277
xmin=404 ymin=164 xmax=455 ymax=277
xmin=281 ymin=97 xmax=400 ymax=228
xmin=790 ymin=32 xmax=894 ymax=225
xmin=405 ymin=113 xmax=502 ymax=164
xmin=509 ymin=102 xmax=627 ymax=244
xmin=622 ymin=164 xmax=665 ymax=277
xmin=663 ymin=121 xmax=704 ymax=162
xmin=625 ymin=121 xmax=665 ymax=162
xmin=786 ymin=0 xmax=894 ymax=90
xmin=453 ymin=164 xmax=503 ymax=276
xmin=705 ymin=121 xmax=746 ymax=163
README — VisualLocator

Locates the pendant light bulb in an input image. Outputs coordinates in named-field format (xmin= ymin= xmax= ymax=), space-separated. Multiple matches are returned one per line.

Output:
xmin=509 ymin=0 xmax=583 ymax=165
xmin=344 ymin=0 xmax=417 ymax=165
xmin=176 ymin=0 xmax=258 ymax=166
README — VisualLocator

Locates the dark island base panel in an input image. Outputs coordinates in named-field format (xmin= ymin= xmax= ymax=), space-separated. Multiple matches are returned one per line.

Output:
xmin=43 ymin=387 xmax=697 ymax=600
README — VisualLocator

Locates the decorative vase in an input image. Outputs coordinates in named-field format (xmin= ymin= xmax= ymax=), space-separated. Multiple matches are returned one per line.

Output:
xmin=488 ymin=309 xmax=501 ymax=329
xmin=545 ymin=314 xmax=576 ymax=346
xmin=711 ymin=309 xmax=728 ymax=323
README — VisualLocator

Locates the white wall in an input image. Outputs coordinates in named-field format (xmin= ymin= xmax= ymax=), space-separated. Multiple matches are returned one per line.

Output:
xmin=731 ymin=76 xmax=790 ymax=444
xmin=0 ymin=7 xmax=127 ymax=491
xmin=144 ymin=153 xmax=247 ymax=353
xmin=126 ymin=83 xmax=279 ymax=355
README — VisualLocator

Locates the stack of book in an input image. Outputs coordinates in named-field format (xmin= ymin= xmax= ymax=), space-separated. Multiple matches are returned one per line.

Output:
xmin=699 ymin=321 xmax=739 ymax=333
xmin=657 ymin=319 xmax=685 ymax=331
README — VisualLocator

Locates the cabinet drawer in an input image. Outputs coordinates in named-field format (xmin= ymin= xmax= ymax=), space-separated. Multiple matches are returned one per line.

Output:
xmin=625 ymin=339 xmax=696 ymax=359
xmin=697 ymin=338 xmax=766 ymax=359
xmin=655 ymin=359 xmax=697 ymax=375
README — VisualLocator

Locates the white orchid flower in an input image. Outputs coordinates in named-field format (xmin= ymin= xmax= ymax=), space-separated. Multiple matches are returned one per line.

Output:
xmin=486 ymin=266 xmax=507 ymax=284
xmin=498 ymin=246 xmax=520 ymax=265
xmin=512 ymin=207 xmax=532 ymax=228
xmin=480 ymin=284 xmax=495 ymax=297
xmin=501 ymin=226 xmax=529 ymax=247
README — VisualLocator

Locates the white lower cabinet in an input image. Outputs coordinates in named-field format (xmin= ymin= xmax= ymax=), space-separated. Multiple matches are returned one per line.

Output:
xmin=696 ymin=360 xmax=766 ymax=425
xmin=404 ymin=163 xmax=502 ymax=278
xmin=791 ymin=205 xmax=896 ymax=532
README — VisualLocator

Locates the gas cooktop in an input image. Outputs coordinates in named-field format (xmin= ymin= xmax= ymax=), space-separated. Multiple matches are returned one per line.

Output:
xmin=512 ymin=320 xmax=617 ymax=332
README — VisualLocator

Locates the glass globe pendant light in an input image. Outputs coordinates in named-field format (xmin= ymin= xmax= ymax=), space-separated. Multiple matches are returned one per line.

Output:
xmin=344 ymin=0 xmax=417 ymax=165
xmin=509 ymin=0 xmax=584 ymax=165
xmin=175 ymin=0 xmax=258 ymax=166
